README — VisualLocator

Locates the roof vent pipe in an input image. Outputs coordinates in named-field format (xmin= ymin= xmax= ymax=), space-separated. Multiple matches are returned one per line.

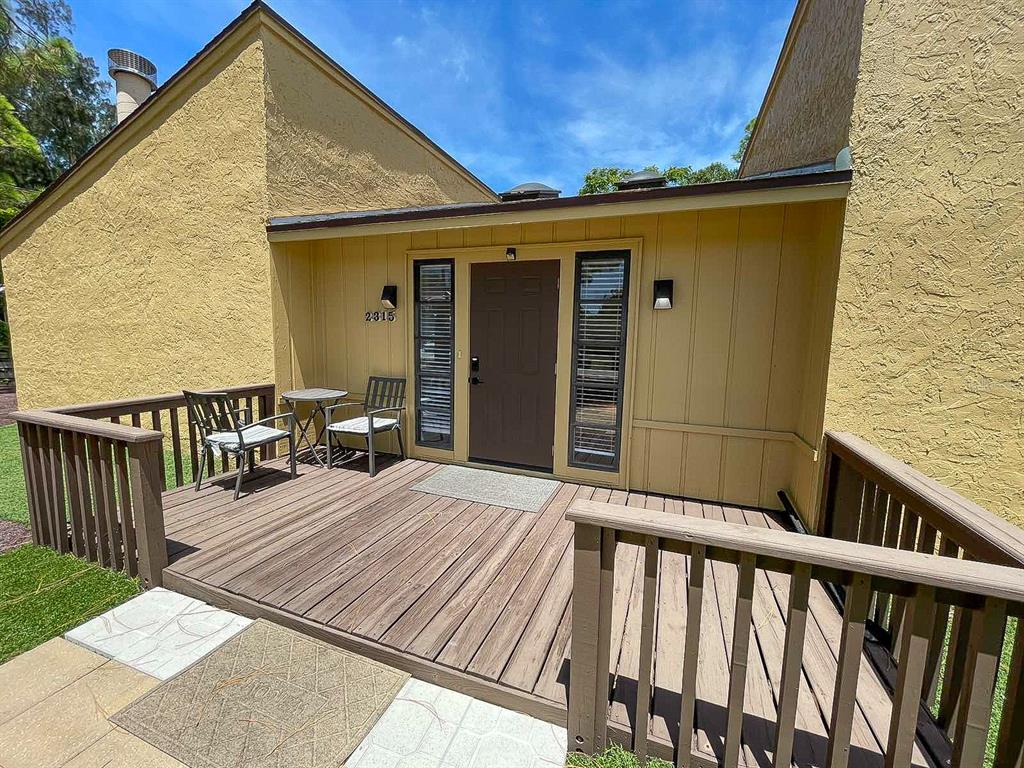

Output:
xmin=616 ymin=170 xmax=668 ymax=191
xmin=499 ymin=182 xmax=561 ymax=202
xmin=107 ymin=49 xmax=157 ymax=123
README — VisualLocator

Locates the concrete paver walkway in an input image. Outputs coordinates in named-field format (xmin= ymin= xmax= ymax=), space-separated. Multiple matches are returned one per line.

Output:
xmin=0 ymin=589 xmax=570 ymax=768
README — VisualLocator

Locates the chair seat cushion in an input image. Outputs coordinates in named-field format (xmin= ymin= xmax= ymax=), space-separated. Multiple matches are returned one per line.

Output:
xmin=208 ymin=425 xmax=289 ymax=450
xmin=327 ymin=416 xmax=398 ymax=435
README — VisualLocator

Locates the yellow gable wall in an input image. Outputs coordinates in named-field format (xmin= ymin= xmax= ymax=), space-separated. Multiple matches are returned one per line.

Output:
xmin=2 ymin=29 xmax=273 ymax=409
xmin=826 ymin=0 xmax=1024 ymax=527
xmin=740 ymin=0 xmax=865 ymax=177
xmin=261 ymin=23 xmax=494 ymax=217
xmin=272 ymin=200 xmax=844 ymax=517
xmin=0 ymin=11 xmax=494 ymax=411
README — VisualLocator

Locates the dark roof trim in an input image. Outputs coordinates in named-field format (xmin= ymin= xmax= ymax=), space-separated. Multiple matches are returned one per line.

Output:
xmin=1 ymin=0 xmax=495 ymax=242
xmin=267 ymin=168 xmax=852 ymax=233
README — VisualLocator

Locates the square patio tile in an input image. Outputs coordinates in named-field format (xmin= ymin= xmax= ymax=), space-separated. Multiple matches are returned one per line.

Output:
xmin=0 ymin=637 xmax=106 ymax=725
xmin=61 ymin=727 xmax=188 ymax=768
xmin=347 ymin=679 xmax=567 ymax=768
xmin=65 ymin=587 xmax=252 ymax=680
xmin=0 ymin=660 xmax=157 ymax=768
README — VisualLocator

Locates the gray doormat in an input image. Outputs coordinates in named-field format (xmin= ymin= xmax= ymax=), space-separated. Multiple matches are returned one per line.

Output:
xmin=412 ymin=465 xmax=559 ymax=512
xmin=112 ymin=619 xmax=408 ymax=768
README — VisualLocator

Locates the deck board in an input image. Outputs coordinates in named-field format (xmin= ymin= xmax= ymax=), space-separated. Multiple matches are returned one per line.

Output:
xmin=162 ymin=457 xmax=933 ymax=768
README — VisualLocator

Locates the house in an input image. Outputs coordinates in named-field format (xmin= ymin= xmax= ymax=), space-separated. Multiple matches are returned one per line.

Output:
xmin=4 ymin=1 xmax=1023 ymax=766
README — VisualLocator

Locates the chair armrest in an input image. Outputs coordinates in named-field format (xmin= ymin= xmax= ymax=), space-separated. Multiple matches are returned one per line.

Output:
xmin=247 ymin=412 xmax=296 ymax=430
xmin=324 ymin=401 xmax=364 ymax=423
xmin=366 ymin=406 xmax=404 ymax=416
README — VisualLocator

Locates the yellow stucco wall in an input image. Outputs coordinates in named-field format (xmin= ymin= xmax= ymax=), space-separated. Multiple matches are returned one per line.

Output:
xmin=0 ymin=10 xmax=493 ymax=411
xmin=272 ymin=200 xmax=843 ymax=515
xmin=2 ymin=28 xmax=274 ymax=409
xmin=740 ymin=0 xmax=865 ymax=177
xmin=261 ymin=23 xmax=493 ymax=217
xmin=825 ymin=0 xmax=1024 ymax=527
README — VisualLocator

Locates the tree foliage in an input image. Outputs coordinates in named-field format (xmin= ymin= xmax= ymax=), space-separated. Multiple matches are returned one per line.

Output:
xmin=0 ymin=0 xmax=114 ymax=224
xmin=579 ymin=118 xmax=757 ymax=195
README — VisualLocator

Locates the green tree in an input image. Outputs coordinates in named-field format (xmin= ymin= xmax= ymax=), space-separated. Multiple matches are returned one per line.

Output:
xmin=732 ymin=117 xmax=756 ymax=165
xmin=578 ymin=118 xmax=756 ymax=194
xmin=0 ymin=0 xmax=114 ymax=219
xmin=0 ymin=93 xmax=46 ymax=225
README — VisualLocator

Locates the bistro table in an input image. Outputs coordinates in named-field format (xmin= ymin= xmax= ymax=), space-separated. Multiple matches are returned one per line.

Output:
xmin=281 ymin=387 xmax=348 ymax=467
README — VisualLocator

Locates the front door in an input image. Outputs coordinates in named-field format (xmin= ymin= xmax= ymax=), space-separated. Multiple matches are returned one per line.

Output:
xmin=469 ymin=260 xmax=559 ymax=470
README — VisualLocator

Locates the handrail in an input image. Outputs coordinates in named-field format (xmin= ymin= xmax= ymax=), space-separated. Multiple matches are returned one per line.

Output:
xmin=567 ymin=497 xmax=1022 ymax=768
xmin=13 ymin=409 xmax=163 ymax=443
xmin=53 ymin=383 xmax=276 ymax=419
xmin=568 ymin=500 xmax=1024 ymax=607
xmin=819 ymin=431 xmax=1024 ymax=568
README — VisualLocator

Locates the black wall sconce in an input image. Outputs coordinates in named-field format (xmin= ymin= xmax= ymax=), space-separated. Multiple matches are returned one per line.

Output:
xmin=380 ymin=285 xmax=398 ymax=309
xmin=653 ymin=279 xmax=673 ymax=310
xmin=506 ymin=246 xmax=517 ymax=261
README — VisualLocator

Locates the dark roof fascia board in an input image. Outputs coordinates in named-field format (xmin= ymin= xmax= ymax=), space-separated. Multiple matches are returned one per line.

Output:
xmin=267 ymin=168 xmax=853 ymax=234
xmin=1 ymin=0 xmax=496 ymax=247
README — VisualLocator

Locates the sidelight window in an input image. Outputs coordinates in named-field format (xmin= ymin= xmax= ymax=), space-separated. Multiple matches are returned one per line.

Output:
xmin=414 ymin=260 xmax=455 ymax=449
xmin=569 ymin=251 xmax=630 ymax=470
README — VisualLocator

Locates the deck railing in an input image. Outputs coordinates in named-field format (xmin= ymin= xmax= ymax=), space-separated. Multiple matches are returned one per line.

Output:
xmin=817 ymin=431 xmax=1024 ymax=768
xmin=13 ymin=383 xmax=275 ymax=587
xmin=567 ymin=434 xmax=1024 ymax=768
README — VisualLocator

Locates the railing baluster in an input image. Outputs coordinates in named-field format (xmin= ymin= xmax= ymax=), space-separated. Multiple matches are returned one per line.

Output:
xmin=634 ymin=535 xmax=658 ymax=762
xmin=44 ymin=427 xmax=69 ymax=553
xmin=97 ymin=438 xmax=122 ymax=571
xmin=114 ymin=442 xmax=137 ymax=578
xmin=938 ymin=606 xmax=973 ymax=730
xmin=890 ymin=508 xmax=919 ymax=657
xmin=87 ymin=435 xmax=109 ymax=567
xmin=833 ymin=460 xmax=864 ymax=542
xmin=169 ymin=407 xmax=184 ymax=487
xmin=676 ymin=543 xmax=705 ymax=768
xmin=724 ymin=552 xmax=756 ymax=768
xmin=70 ymin=432 xmax=96 ymax=561
xmin=61 ymin=431 xmax=84 ymax=557
xmin=150 ymin=410 xmax=166 ymax=491
xmin=884 ymin=585 xmax=936 ymax=768
xmin=994 ymin=618 xmax=1023 ymax=768
xmin=19 ymin=423 xmax=44 ymax=546
xmin=924 ymin=536 xmax=960 ymax=705
xmin=952 ymin=598 xmax=1008 ymax=768
xmin=826 ymin=572 xmax=871 ymax=768
xmin=774 ymin=562 xmax=811 ymax=768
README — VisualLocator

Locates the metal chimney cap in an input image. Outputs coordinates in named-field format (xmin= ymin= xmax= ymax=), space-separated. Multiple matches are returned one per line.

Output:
xmin=108 ymin=48 xmax=157 ymax=90
xmin=616 ymin=170 xmax=668 ymax=191
xmin=499 ymin=182 xmax=561 ymax=202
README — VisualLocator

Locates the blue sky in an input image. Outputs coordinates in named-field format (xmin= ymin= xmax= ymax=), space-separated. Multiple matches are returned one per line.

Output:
xmin=69 ymin=0 xmax=794 ymax=195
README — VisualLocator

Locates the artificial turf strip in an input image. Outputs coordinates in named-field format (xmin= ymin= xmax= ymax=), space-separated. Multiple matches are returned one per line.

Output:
xmin=0 ymin=424 xmax=28 ymax=526
xmin=0 ymin=544 xmax=139 ymax=664
xmin=566 ymin=744 xmax=672 ymax=768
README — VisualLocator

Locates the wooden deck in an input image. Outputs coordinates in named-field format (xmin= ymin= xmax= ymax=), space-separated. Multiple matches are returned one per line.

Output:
xmin=161 ymin=455 xmax=932 ymax=768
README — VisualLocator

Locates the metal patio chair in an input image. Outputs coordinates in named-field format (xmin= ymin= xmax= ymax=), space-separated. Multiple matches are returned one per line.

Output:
xmin=183 ymin=390 xmax=297 ymax=500
xmin=324 ymin=377 xmax=406 ymax=477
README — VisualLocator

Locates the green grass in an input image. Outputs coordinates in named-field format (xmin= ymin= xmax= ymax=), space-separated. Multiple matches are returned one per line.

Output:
xmin=566 ymin=745 xmax=672 ymax=768
xmin=0 ymin=423 xmax=28 ymax=526
xmin=0 ymin=543 xmax=139 ymax=663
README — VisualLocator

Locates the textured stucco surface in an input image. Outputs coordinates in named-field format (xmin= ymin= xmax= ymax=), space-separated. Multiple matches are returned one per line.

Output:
xmin=263 ymin=27 xmax=492 ymax=217
xmin=826 ymin=0 xmax=1024 ymax=526
xmin=1 ymin=11 xmax=493 ymax=411
xmin=741 ymin=0 xmax=865 ymax=177
xmin=3 ymin=34 xmax=273 ymax=409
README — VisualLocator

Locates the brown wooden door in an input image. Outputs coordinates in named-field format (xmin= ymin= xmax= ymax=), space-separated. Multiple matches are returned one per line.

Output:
xmin=469 ymin=260 xmax=559 ymax=469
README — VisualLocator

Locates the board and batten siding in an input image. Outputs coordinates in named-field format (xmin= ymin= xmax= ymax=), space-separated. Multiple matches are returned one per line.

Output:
xmin=271 ymin=199 xmax=843 ymax=518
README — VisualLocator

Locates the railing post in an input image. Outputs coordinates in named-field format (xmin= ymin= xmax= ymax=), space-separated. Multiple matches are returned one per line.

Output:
xmin=568 ymin=522 xmax=615 ymax=755
xmin=995 ymin=618 xmax=1023 ymax=768
xmin=128 ymin=437 xmax=167 ymax=588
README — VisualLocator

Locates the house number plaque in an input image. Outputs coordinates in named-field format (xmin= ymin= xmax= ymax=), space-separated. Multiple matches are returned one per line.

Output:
xmin=364 ymin=310 xmax=397 ymax=322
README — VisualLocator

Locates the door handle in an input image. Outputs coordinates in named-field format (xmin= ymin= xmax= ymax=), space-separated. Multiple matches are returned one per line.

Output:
xmin=470 ymin=376 xmax=484 ymax=385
